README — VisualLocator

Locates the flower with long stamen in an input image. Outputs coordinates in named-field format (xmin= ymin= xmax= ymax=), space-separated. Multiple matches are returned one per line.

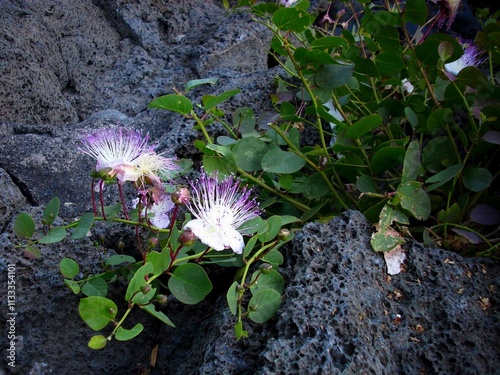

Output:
xmin=183 ymin=172 xmax=261 ymax=254
xmin=79 ymin=128 xmax=153 ymax=183
xmin=444 ymin=40 xmax=483 ymax=76
xmin=131 ymin=152 xmax=179 ymax=188
xmin=134 ymin=188 xmax=175 ymax=228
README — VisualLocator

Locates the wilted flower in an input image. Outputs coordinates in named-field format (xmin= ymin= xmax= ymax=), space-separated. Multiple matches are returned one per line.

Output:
xmin=432 ymin=0 xmax=462 ymax=29
xmin=79 ymin=128 xmax=153 ymax=182
xmin=444 ymin=40 xmax=483 ymax=76
xmin=183 ymin=172 xmax=261 ymax=254
xmin=401 ymin=79 xmax=415 ymax=94
xmin=79 ymin=127 xmax=178 ymax=185
xmin=134 ymin=187 xmax=175 ymax=228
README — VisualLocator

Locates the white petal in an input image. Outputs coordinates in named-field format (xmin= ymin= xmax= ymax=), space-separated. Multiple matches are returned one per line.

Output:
xmin=220 ymin=226 xmax=245 ymax=254
xmin=184 ymin=219 xmax=225 ymax=251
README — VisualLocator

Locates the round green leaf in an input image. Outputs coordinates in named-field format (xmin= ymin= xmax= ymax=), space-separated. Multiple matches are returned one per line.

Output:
xmin=14 ymin=212 xmax=35 ymax=240
xmin=462 ymin=168 xmax=492 ymax=192
xmin=374 ymin=51 xmax=403 ymax=76
xmin=115 ymin=324 xmax=144 ymax=341
xmin=148 ymin=94 xmax=193 ymax=115
xmin=64 ymin=279 xmax=81 ymax=294
xmin=82 ymin=277 xmax=108 ymax=297
xmin=168 ymin=263 xmax=213 ymax=305
xmin=60 ymin=258 xmax=79 ymax=279
xmin=344 ymin=114 xmax=382 ymax=139
xmin=88 ymin=335 xmax=108 ymax=350
xmin=261 ymin=148 xmax=306 ymax=174
xmin=315 ymin=63 xmax=355 ymax=89
xmin=248 ymin=289 xmax=282 ymax=324
xmin=272 ymin=7 xmax=312 ymax=32
xmin=105 ymin=254 xmax=137 ymax=266
xmin=125 ymin=262 xmax=153 ymax=301
xmin=79 ymin=296 xmax=118 ymax=331
xmin=262 ymin=249 xmax=284 ymax=266
xmin=38 ymin=226 xmax=66 ymax=244
xmin=259 ymin=216 xmax=282 ymax=243
xmin=233 ymin=138 xmax=268 ymax=172
xmin=250 ymin=269 xmax=284 ymax=295
xmin=370 ymin=146 xmax=406 ymax=174
xmin=403 ymin=0 xmax=428 ymax=25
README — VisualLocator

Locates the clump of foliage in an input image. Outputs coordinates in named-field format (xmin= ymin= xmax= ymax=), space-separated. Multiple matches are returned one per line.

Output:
xmin=12 ymin=0 xmax=499 ymax=349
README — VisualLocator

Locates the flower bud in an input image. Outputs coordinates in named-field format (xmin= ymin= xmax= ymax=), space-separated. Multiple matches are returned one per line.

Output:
xmin=140 ymin=285 xmax=151 ymax=294
xmin=171 ymin=187 xmax=190 ymax=205
xmin=236 ymin=284 xmax=245 ymax=293
xmin=148 ymin=237 xmax=159 ymax=249
xmin=117 ymin=241 xmax=125 ymax=251
xmin=156 ymin=294 xmax=168 ymax=304
xmin=179 ymin=229 xmax=196 ymax=246
xmin=249 ymin=304 xmax=258 ymax=312
xmin=259 ymin=263 xmax=273 ymax=275
xmin=277 ymin=228 xmax=291 ymax=241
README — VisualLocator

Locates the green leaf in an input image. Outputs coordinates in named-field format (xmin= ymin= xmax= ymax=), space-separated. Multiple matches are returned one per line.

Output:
xmin=261 ymin=148 xmax=306 ymax=174
xmin=378 ymin=204 xmax=410 ymax=230
xmin=344 ymin=114 xmax=382 ymax=139
xmin=60 ymin=258 xmax=79 ymax=279
xmin=371 ymin=146 xmax=406 ymax=174
xmin=401 ymin=140 xmax=421 ymax=184
xmin=456 ymin=67 xmax=490 ymax=89
xmin=262 ymin=249 xmax=284 ymax=266
xmin=422 ymin=136 xmax=457 ymax=173
xmin=238 ymin=216 xmax=267 ymax=236
xmin=168 ymin=263 xmax=213 ymax=305
xmin=374 ymin=51 xmax=404 ymax=76
xmin=141 ymin=304 xmax=175 ymax=327
xmin=226 ymin=281 xmax=239 ymax=315
xmin=397 ymin=181 xmax=431 ymax=220
xmin=243 ymin=234 xmax=260 ymax=258
xmin=64 ymin=279 xmax=81 ymax=294
xmin=42 ymin=197 xmax=60 ymax=226
xmin=88 ymin=335 xmax=108 ymax=350
xmin=103 ymin=203 xmax=122 ymax=221
xmin=105 ymin=254 xmax=137 ymax=266
xmin=248 ymin=289 xmax=282 ymax=324
xmin=79 ymin=296 xmax=118 ymax=331
xmin=148 ymin=94 xmax=193 ymax=115
xmin=425 ymin=163 xmax=463 ymax=192
xmin=371 ymin=231 xmax=405 ymax=252
xmin=202 ymin=89 xmax=241 ymax=111
xmin=315 ymin=63 xmax=355 ymax=89
xmin=71 ymin=212 xmax=95 ymax=239
xmin=24 ymin=245 xmax=41 ymax=259
xmin=462 ymin=168 xmax=492 ymax=192
xmin=146 ymin=249 xmax=171 ymax=275
xmin=202 ymin=155 xmax=237 ymax=176
xmin=427 ymin=108 xmax=454 ymax=132
xmin=437 ymin=203 xmax=461 ymax=223
xmin=272 ymin=7 xmax=312 ymax=32
xmin=115 ymin=324 xmax=144 ymax=341
xmin=125 ymin=262 xmax=153 ymax=301
xmin=234 ymin=320 xmax=248 ymax=340
xmin=250 ymin=269 xmax=284 ymax=295
xmin=233 ymin=107 xmax=256 ymax=135
xmin=373 ymin=25 xmax=401 ymax=52
xmin=82 ymin=277 xmax=108 ymax=297
xmin=403 ymin=0 xmax=427 ymax=25
xmin=415 ymin=34 xmax=463 ymax=66
xmin=311 ymin=36 xmax=348 ymax=52
xmin=259 ymin=216 xmax=282 ymax=243
xmin=233 ymin=137 xmax=268 ymax=171
xmin=38 ymin=226 xmax=66 ymax=244
xmin=14 ymin=212 xmax=35 ymax=240
xmin=184 ymin=77 xmax=218 ymax=92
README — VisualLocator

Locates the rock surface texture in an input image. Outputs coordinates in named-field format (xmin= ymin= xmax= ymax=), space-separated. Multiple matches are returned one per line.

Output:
xmin=0 ymin=1 xmax=498 ymax=374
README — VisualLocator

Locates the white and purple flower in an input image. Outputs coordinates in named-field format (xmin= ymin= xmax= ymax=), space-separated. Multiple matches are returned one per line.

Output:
xmin=444 ymin=40 xmax=483 ymax=76
xmin=79 ymin=127 xmax=178 ymax=185
xmin=183 ymin=172 xmax=261 ymax=254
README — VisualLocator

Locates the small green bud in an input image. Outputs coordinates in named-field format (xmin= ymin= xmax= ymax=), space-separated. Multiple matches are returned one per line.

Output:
xmin=148 ymin=237 xmax=159 ymax=249
xmin=140 ymin=285 xmax=151 ymax=294
xmin=249 ymin=304 xmax=258 ymax=312
xmin=117 ymin=241 xmax=125 ymax=251
xmin=259 ymin=263 xmax=273 ymax=275
xmin=277 ymin=228 xmax=291 ymax=240
xmin=236 ymin=284 xmax=245 ymax=293
xmin=156 ymin=294 xmax=168 ymax=304
xmin=109 ymin=308 xmax=116 ymax=315
xmin=178 ymin=229 xmax=196 ymax=246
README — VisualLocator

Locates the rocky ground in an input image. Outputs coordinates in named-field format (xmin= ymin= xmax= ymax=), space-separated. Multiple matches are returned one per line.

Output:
xmin=0 ymin=1 xmax=498 ymax=374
